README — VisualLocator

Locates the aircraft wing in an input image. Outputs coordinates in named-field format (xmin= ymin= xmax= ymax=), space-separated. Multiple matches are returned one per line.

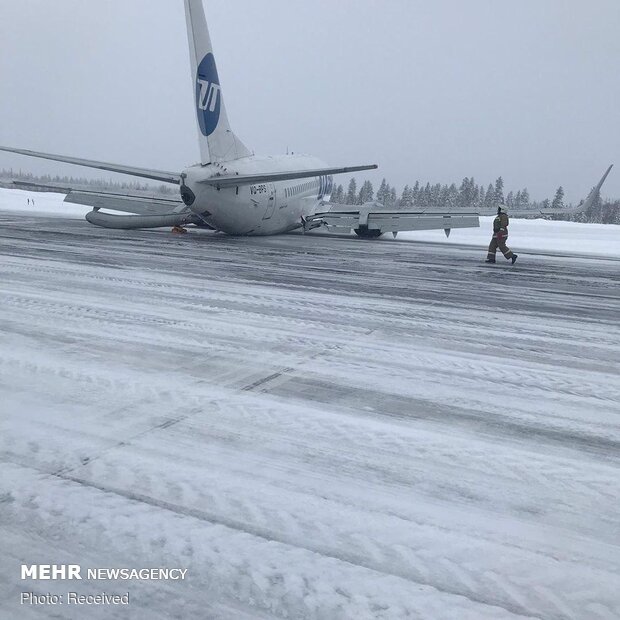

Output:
xmin=0 ymin=146 xmax=181 ymax=184
xmin=199 ymin=164 xmax=378 ymax=188
xmin=11 ymin=180 xmax=199 ymax=229
xmin=307 ymin=205 xmax=479 ymax=237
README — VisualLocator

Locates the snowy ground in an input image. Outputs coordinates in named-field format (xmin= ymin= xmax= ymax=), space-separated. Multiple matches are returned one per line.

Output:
xmin=1 ymin=196 xmax=619 ymax=619
xmin=0 ymin=187 xmax=90 ymax=218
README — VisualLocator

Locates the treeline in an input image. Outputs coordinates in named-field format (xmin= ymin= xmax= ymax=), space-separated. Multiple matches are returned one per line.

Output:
xmin=333 ymin=176 xmax=559 ymax=211
xmin=0 ymin=168 xmax=174 ymax=195
xmin=2 ymin=168 xmax=618 ymax=223
xmin=331 ymin=176 xmax=620 ymax=224
xmin=554 ymin=194 xmax=620 ymax=225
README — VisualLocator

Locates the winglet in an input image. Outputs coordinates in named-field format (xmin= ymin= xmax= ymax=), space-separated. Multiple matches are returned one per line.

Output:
xmin=577 ymin=164 xmax=613 ymax=212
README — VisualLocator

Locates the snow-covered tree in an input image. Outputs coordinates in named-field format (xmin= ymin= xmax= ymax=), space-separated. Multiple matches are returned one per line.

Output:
xmin=411 ymin=181 xmax=420 ymax=206
xmin=376 ymin=178 xmax=388 ymax=205
xmin=346 ymin=178 xmax=357 ymax=204
xmin=399 ymin=185 xmax=414 ymax=209
xmin=519 ymin=188 xmax=530 ymax=209
xmin=358 ymin=180 xmax=374 ymax=204
xmin=494 ymin=176 xmax=504 ymax=206
xmin=458 ymin=177 xmax=475 ymax=210
xmin=483 ymin=183 xmax=495 ymax=210
xmin=551 ymin=186 xmax=564 ymax=210
xmin=331 ymin=184 xmax=344 ymax=204
xmin=429 ymin=183 xmax=442 ymax=209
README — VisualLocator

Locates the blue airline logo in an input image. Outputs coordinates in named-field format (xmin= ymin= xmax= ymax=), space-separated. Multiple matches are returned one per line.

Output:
xmin=196 ymin=53 xmax=221 ymax=136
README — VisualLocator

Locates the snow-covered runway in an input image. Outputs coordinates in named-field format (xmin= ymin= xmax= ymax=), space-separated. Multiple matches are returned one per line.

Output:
xmin=1 ymin=211 xmax=619 ymax=619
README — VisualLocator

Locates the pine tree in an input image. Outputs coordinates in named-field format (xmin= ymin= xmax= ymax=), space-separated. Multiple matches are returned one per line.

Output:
xmin=367 ymin=180 xmax=375 ymax=203
xmin=472 ymin=179 xmax=480 ymax=208
xmin=443 ymin=183 xmax=457 ymax=210
xmin=601 ymin=199 xmax=617 ymax=224
xmin=494 ymin=176 xmax=504 ymax=206
xmin=458 ymin=177 xmax=473 ymax=210
xmin=551 ymin=186 xmax=564 ymax=210
xmin=358 ymin=180 xmax=374 ymax=204
xmin=331 ymin=184 xmax=344 ymax=204
xmin=440 ymin=184 xmax=450 ymax=209
xmin=429 ymin=183 xmax=441 ymax=209
xmin=520 ymin=188 xmax=530 ymax=209
xmin=376 ymin=178 xmax=388 ymax=205
xmin=483 ymin=183 xmax=495 ymax=210
xmin=346 ymin=178 xmax=357 ymax=205
xmin=422 ymin=182 xmax=432 ymax=209
xmin=399 ymin=185 xmax=413 ymax=209
xmin=412 ymin=181 xmax=420 ymax=206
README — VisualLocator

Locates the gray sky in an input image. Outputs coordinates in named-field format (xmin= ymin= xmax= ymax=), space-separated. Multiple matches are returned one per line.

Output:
xmin=1 ymin=0 xmax=619 ymax=202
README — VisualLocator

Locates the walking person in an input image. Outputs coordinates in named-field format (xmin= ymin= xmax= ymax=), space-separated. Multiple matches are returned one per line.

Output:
xmin=486 ymin=205 xmax=518 ymax=264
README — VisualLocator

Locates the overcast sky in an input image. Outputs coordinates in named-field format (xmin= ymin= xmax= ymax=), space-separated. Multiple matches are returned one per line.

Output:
xmin=1 ymin=0 xmax=619 ymax=202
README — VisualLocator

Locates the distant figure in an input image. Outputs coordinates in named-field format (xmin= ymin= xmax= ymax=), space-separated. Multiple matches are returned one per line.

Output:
xmin=32 ymin=198 xmax=35 ymax=207
xmin=486 ymin=205 xmax=518 ymax=264
xmin=27 ymin=198 xmax=30 ymax=205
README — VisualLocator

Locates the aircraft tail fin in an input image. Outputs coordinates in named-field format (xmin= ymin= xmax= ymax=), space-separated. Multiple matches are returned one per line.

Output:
xmin=184 ymin=0 xmax=251 ymax=164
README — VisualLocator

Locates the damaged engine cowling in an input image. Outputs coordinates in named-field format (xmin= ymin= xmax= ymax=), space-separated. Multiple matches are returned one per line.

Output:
xmin=85 ymin=209 xmax=204 ymax=229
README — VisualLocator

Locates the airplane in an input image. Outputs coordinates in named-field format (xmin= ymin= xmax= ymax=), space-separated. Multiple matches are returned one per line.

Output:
xmin=0 ymin=0 xmax=613 ymax=239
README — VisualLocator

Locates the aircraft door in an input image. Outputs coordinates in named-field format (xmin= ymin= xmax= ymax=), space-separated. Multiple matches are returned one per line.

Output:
xmin=262 ymin=183 xmax=277 ymax=220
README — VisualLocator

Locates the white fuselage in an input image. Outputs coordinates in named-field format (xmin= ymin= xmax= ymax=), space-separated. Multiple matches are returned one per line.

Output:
xmin=182 ymin=154 xmax=333 ymax=235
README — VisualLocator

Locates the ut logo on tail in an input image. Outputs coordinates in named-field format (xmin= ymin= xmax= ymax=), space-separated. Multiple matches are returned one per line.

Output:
xmin=195 ymin=53 xmax=221 ymax=136
xmin=197 ymin=79 xmax=220 ymax=112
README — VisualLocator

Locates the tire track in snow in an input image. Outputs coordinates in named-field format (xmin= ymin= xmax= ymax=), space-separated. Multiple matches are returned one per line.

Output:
xmin=1 ymin=462 xmax=533 ymax=620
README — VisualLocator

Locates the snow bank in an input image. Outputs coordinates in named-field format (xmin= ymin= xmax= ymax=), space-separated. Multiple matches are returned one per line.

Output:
xmin=0 ymin=187 xmax=90 ymax=218
xmin=399 ymin=216 xmax=620 ymax=258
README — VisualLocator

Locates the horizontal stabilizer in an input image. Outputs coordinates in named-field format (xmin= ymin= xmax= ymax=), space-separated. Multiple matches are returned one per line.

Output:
xmin=12 ymin=180 xmax=73 ymax=193
xmin=64 ymin=191 xmax=185 ymax=216
xmin=199 ymin=164 xmax=378 ymax=188
xmin=12 ymin=180 xmax=186 ymax=216
xmin=0 ymin=146 xmax=180 ymax=184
